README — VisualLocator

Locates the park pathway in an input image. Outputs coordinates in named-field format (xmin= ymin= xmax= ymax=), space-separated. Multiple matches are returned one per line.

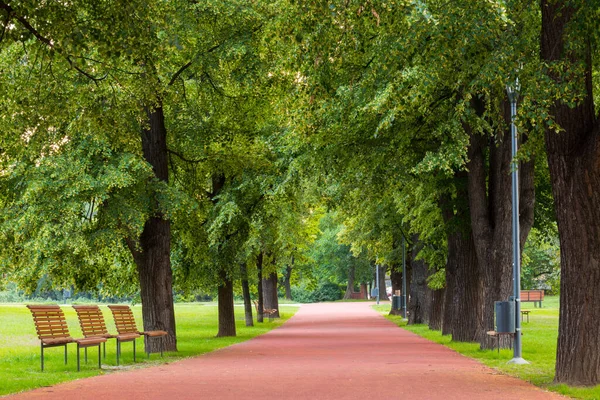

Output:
xmin=9 ymin=302 xmax=565 ymax=400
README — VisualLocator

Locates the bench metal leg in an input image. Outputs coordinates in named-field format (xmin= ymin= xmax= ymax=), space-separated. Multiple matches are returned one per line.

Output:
xmin=98 ymin=344 xmax=102 ymax=369
xmin=133 ymin=339 xmax=136 ymax=363
xmin=41 ymin=343 xmax=44 ymax=372
xmin=116 ymin=340 xmax=120 ymax=366
xmin=77 ymin=344 xmax=81 ymax=372
xmin=85 ymin=347 xmax=88 ymax=363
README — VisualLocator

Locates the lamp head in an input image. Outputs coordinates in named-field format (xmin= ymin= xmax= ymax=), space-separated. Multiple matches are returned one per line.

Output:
xmin=506 ymin=77 xmax=520 ymax=103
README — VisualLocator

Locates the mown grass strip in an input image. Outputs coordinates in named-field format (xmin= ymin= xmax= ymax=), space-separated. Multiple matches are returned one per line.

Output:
xmin=373 ymin=296 xmax=600 ymax=399
xmin=0 ymin=303 xmax=298 ymax=396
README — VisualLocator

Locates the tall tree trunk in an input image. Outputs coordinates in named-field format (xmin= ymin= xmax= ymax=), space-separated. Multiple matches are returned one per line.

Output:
xmin=343 ymin=265 xmax=356 ymax=299
xmin=127 ymin=104 xmax=176 ymax=352
xmin=216 ymin=269 xmax=236 ymax=337
xmin=408 ymin=235 xmax=431 ymax=324
xmin=240 ymin=263 xmax=253 ymax=327
xmin=378 ymin=265 xmax=389 ymax=300
xmin=284 ymin=262 xmax=293 ymax=301
xmin=389 ymin=262 xmax=402 ymax=296
xmin=440 ymin=176 xmax=483 ymax=343
xmin=256 ymin=252 xmax=264 ymax=323
xmin=451 ymin=230 xmax=482 ymax=343
xmin=389 ymin=262 xmax=403 ymax=316
xmin=466 ymin=101 xmax=535 ymax=349
xmin=541 ymin=0 xmax=600 ymax=385
xmin=441 ymin=252 xmax=455 ymax=336
xmin=262 ymin=272 xmax=280 ymax=318
xmin=429 ymin=288 xmax=445 ymax=331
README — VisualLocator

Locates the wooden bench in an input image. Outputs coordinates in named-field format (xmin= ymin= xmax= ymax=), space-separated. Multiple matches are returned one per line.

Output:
xmin=72 ymin=305 xmax=121 ymax=361
xmin=486 ymin=330 xmax=524 ymax=353
xmin=107 ymin=305 xmax=167 ymax=364
xmin=521 ymin=309 xmax=531 ymax=323
xmin=520 ymin=290 xmax=544 ymax=307
xmin=27 ymin=305 xmax=106 ymax=371
xmin=253 ymin=300 xmax=278 ymax=321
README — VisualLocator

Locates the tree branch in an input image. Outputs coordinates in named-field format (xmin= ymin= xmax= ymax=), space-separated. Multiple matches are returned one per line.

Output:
xmin=167 ymin=148 xmax=206 ymax=164
xmin=168 ymin=61 xmax=192 ymax=86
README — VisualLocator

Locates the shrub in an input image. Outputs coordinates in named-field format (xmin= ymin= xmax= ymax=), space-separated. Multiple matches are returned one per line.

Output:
xmin=291 ymin=281 xmax=343 ymax=303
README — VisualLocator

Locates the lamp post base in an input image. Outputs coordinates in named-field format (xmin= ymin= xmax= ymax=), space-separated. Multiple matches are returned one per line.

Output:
xmin=507 ymin=357 xmax=530 ymax=365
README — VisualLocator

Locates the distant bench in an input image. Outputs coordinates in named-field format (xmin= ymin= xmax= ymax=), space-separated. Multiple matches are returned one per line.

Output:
xmin=253 ymin=300 xmax=277 ymax=321
xmin=520 ymin=290 xmax=544 ymax=307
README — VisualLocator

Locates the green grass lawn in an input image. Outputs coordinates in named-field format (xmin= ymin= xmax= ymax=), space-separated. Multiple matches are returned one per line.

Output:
xmin=373 ymin=296 xmax=600 ymax=399
xmin=0 ymin=302 xmax=298 ymax=396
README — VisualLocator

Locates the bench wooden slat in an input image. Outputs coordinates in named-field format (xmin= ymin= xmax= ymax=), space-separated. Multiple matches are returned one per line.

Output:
xmin=107 ymin=305 xmax=167 ymax=359
xmin=27 ymin=304 xmax=105 ymax=371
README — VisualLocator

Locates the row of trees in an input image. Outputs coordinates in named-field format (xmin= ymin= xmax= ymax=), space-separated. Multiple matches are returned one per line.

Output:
xmin=0 ymin=0 xmax=598 ymax=386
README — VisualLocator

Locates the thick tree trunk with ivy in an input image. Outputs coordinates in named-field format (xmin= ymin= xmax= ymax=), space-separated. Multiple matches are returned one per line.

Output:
xmin=128 ymin=104 xmax=176 ymax=353
xmin=240 ymin=263 xmax=253 ymax=327
xmin=541 ymin=0 xmax=600 ymax=385
xmin=262 ymin=272 xmax=280 ymax=318
xmin=408 ymin=236 xmax=431 ymax=324
xmin=343 ymin=265 xmax=356 ymax=299
xmin=466 ymin=107 xmax=535 ymax=349
xmin=216 ymin=269 xmax=236 ymax=337
xmin=256 ymin=252 xmax=264 ymax=323
xmin=428 ymin=288 xmax=445 ymax=331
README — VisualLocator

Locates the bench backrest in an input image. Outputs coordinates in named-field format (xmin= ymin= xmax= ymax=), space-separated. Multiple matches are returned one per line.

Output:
xmin=107 ymin=305 xmax=139 ymax=335
xmin=520 ymin=290 xmax=544 ymax=301
xmin=73 ymin=305 xmax=109 ymax=338
xmin=27 ymin=305 xmax=72 ymax=341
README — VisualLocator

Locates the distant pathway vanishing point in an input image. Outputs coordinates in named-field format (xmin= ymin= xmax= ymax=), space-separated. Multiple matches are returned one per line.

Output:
xmin=9 ymin=302 xmax=565 ymax=399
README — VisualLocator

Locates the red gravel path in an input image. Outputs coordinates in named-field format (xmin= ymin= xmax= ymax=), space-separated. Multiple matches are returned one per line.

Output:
xmin=9 ymin=302 xmax=565 ymax=399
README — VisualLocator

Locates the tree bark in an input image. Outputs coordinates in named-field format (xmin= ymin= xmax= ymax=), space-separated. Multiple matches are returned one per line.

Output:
xmin=389 ymin=262 xmax=402 ymax=295
xmin=284 ymin=263 xmax=293 ymax=301
xmin=343 ymin=265 xmax=356 ymax=299
xmin=441 ymin=250 xmax=455 ymax=336
xmin=466 ymin=101 xmax=535 ymax=349
xmin=388 ymin=262 xmax=403 ymax=316
xmin=541 ymin=0 xmax=600 ymax=385
xmin=256 ymin=252 xmax=264 ymax=323
xmin=440 ymin=176 xmax=483 ymax=343
xmin=450 ymin=230 xmax=482 ymax=343
xmin=240 ymin=263 xmax=253 ymax=327
xmin=127 ymin=104 xmax=176 ymax=353
xmin=429 ymin=288 xmax=445 ymax=331
xmin=216 ymin=269 xmax=236 ymax=337
xmin=378 ymin=265 xmax=389 ymax=300
xmin=262 ymin=271 xmax=280 ymax=318
xmin=408 ymin=235 xmax=431 ymax=324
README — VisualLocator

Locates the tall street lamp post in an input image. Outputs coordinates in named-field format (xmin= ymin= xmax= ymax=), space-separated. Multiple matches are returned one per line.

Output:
xmin=506 ymin=79 xmax=528 ymax=365
xmin=402 ymin=235 xmax=407 ymax=319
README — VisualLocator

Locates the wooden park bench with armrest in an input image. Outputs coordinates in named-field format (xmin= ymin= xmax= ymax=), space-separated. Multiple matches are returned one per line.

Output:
xmin=520 ymin=290 xmax=544 ymax=307
xmin=27 ymin=305 xmax=106 ymax=371
xmin=107 ymin=305 xmax=167 ymax=364
xmin=253 ymin=300 xmax=278 ymax=321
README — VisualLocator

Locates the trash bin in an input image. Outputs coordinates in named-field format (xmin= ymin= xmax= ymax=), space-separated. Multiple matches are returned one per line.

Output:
xmin=392 ymin=295 xmax=405 ymax=310
xmin=495 ymin=301 xmax=515 ymax=333
xmin=371 ymin=287 xmax=379 ymax=298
